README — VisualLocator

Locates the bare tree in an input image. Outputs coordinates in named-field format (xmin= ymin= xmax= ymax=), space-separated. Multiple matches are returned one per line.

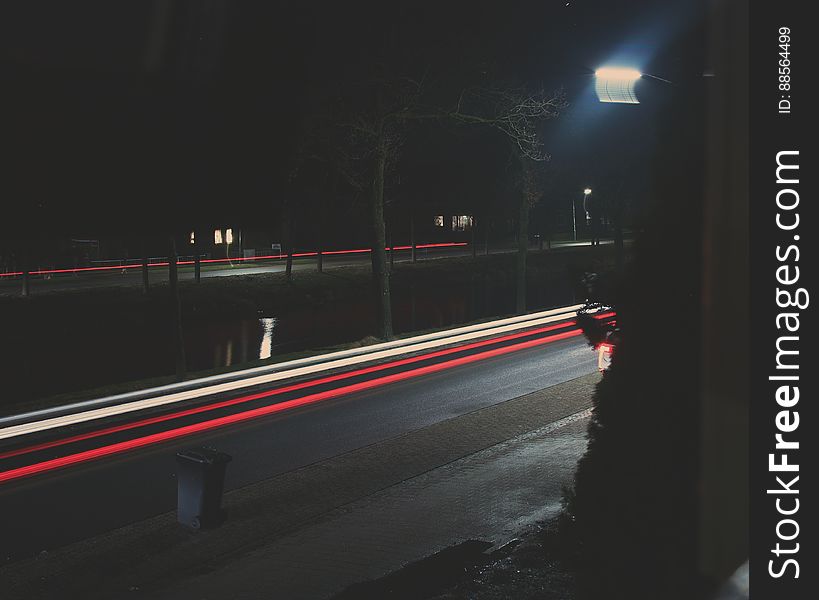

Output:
xmin=333 ymin=77 xmax=421 ymax=340
xmin=515 ymin=157 xmax=547 ymax=312
xmin=302 ymin=78 xmax=564 ymax=336
xmin=443 ymin=86 xmax=565 ymax=161
xmin=420 ymin=85 xmax=566 ymax=312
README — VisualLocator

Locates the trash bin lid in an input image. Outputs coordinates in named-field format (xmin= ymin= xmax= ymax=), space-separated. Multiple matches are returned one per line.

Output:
xmin=176 ymin=447 xmax=232 ymax=465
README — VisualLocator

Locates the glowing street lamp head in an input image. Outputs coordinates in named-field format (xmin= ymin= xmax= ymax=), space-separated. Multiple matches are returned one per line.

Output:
xmin=594 ymin=67 xmax=642 ymax=81
xmin=594 ymin=66 xmax=642 ymax=104
xmin=584 ymin=188 xmax=592 ymax=195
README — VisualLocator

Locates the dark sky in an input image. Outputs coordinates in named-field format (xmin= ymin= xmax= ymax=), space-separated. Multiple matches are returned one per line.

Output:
xmin=2 ymin=0 xmax=707 ymax=241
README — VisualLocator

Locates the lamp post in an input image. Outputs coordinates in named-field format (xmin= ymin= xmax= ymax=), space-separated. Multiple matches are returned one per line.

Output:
xmin=574 ymin=188 xmax=592 ymax=242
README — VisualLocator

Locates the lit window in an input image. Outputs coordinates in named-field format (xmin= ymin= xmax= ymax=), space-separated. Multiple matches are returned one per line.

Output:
xmin=189 ymin=231 xmax=195 ymax=245
xmin=451 ymin=215 xmax=472 ymax=231
xmin=434 ymin=215 xmax=444 ymax=227
xmin=214 ymin=229 xmax=223 ymax=244
xmin=225 ymin=228 xmax=234 ymax=244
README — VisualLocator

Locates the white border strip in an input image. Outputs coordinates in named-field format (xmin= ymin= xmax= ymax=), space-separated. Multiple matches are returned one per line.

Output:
xmin=0 ymin=304 xmax=583 ymax=441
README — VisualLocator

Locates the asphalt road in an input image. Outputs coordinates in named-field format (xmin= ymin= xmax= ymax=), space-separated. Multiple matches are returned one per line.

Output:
xmin=0 ymin=324 xmax=598 ymax=562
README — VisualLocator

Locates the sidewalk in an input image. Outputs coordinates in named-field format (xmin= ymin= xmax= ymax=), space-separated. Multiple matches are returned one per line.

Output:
xmin=2 ymin=373 xmax=599 ymax=600
xmin=155 ymin=410 xmax=592 ymax=599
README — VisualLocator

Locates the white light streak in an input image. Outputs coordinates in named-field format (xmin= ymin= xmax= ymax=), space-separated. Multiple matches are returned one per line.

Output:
xmin=0 ymin=304 xmax=584 ymax=440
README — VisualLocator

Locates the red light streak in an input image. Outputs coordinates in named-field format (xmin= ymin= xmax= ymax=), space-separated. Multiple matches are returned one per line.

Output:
xmin=320 ymin=248 xmax=372 ymax=256
xmin=591 ymin=312 xmax=616 ymax=320
xmin=0 ymin=319 xmax=578 ymax=461
xmin=0 ymin=243 xmax=467 ymax=278
xmin=0 ymin=327 xmax=581 ymax=483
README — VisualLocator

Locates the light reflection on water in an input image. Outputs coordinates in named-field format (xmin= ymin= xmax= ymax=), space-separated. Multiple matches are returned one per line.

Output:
xmin=259 ymin=317 xmax=277 ymax=360
xmin=207 ymin=317 xmax=278 ymax=367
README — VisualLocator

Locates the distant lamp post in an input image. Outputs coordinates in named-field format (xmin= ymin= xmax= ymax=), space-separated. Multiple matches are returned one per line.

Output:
xmin=594 ymin=67 xmax=641 ymax=104
xmin=574 ymin=188 xmax=592 ymax=241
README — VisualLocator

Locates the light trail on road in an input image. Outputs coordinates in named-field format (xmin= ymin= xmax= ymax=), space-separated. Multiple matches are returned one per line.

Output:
xmin=0 ymin=306 xmax=594 ymax=440
xmin=0 ymin=327 xmax=584 ymax=483
xmin=0 ymin=312 xmax=615 ymax=484
xmin=0 ymin=319 xmax=584 ymax=462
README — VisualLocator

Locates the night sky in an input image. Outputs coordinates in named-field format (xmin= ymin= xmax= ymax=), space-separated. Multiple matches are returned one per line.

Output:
xmin=2 ymin=0 xmax=707 ymax=247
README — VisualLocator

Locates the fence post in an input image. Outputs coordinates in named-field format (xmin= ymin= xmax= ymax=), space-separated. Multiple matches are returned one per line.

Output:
xmin=471 ymin=220 xmax=477 ymax=259
xmin=169 ymin=239 xmax=186 ymax=379
xmin=410 ymin=215 xmax=417 ymax=263
xmin=388 ymin=229 xmax=394 ymax=270
xmin=142 ymin=256 xmax=149 ymax=294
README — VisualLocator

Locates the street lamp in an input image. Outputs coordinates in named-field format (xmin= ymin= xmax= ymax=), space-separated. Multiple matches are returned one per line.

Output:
xmin=574 ymin=188 xmax=592 ymax=242
xmin=594 ymin=66 xmax=642 ymax=104
xmin=595 ymin=67 xmax=642 ymax=80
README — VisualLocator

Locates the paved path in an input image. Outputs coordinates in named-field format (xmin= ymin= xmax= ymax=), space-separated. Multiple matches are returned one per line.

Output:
xmin=156 ymin=411 xmax=591 ymax=600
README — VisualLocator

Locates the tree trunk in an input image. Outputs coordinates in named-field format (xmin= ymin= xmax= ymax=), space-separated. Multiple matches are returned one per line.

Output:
xmin=388 ymin=223 xmax=394 ymax=271
xmin=283 ymin=206 xmax=294 ymax=282
xmin=168 ymin=237 xmax=186 ymax=379
xmin=318 ymin=167 xmax=337 ymax=274
xmin=142 ymin=255 xmax=150 ymax=294
xmin=410 ymin=213 xmax=417 ymax=263
xmin=317 ymin=214 xmax=324 ymax=273
xmin=20 ymin=247 xmax=30 ymax=297
xmin=371 ymin=125 xmax=393 ymax=340
xmin=193 ymin=231 xmax=201 ymax=283
xmin=516 ymin=194 xmax=530 ymax=314
xmin=471 ymin=218 xmax=477 ymax=259
xmin=286 ymin=249 xmax=293 ymax=281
